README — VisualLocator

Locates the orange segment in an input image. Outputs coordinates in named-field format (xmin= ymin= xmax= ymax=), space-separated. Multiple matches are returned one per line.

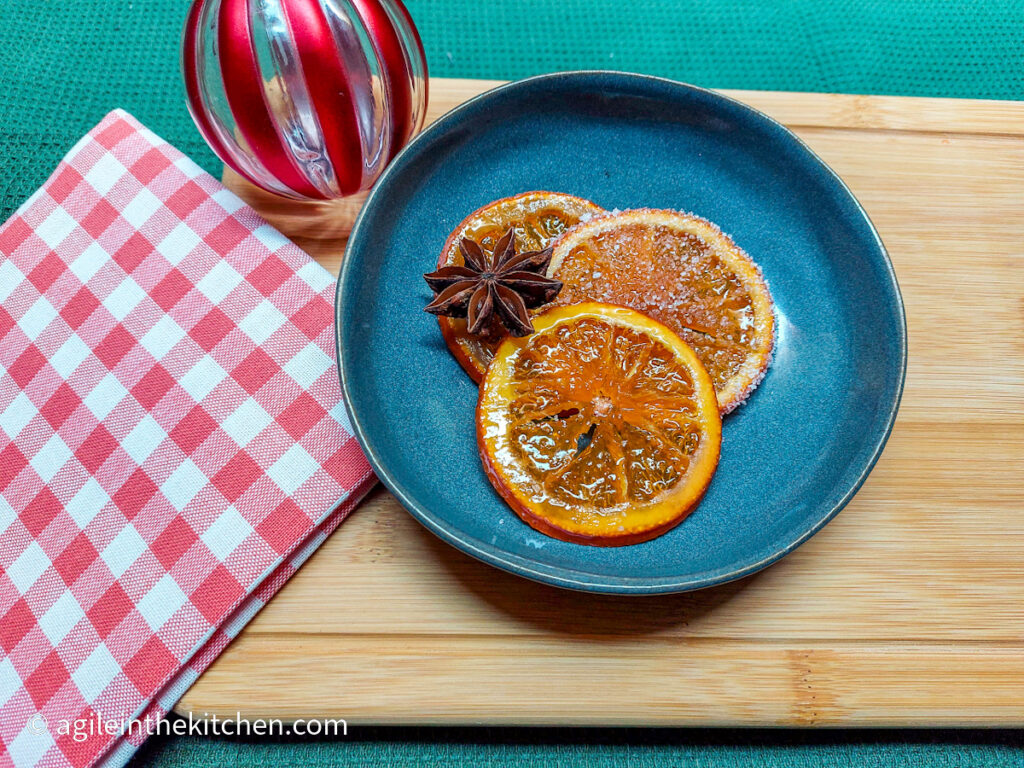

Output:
xmin=548 ymin=209 xmax=775 ymax=413
xmin=437 ymin=191 xmax=604 ymax=381
xmin=477 ymin=303 xmax=721 ymax=546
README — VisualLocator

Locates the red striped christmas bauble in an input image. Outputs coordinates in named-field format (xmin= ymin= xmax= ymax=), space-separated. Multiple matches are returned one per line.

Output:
xmin=183 ymin=0 xmax=427 ymax=200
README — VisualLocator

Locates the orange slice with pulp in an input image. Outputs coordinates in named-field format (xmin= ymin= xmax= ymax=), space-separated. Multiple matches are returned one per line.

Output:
xmin=477 ymin=302 xmax=722 ymax=546
xmin=548 ymin=209 xmax=775 ymax=413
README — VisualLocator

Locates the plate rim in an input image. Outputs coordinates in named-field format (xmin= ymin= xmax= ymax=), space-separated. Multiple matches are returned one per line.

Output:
xmin=335 ymin=70 xmax=908 ymax=595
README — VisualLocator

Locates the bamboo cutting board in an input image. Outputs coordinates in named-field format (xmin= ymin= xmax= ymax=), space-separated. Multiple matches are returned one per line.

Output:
xmin=175 ymin=79 xmax=1024 ymax=726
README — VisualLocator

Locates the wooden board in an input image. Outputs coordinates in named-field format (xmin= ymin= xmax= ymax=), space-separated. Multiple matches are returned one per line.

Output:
xmin=175 ymin=79 xmax=1024 ymax=727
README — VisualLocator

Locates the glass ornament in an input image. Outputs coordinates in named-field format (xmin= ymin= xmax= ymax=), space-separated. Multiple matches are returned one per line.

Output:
xmin=183 ymin=0 xmax=427 ymax=200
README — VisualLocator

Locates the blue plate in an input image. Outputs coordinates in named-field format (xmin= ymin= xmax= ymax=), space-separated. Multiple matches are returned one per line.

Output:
xmin=336 ymin=72 xmax=906 ymax=594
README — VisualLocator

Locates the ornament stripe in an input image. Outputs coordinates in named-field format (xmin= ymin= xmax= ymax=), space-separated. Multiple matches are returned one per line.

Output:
xmin=218 ymin=0 xmax=326 ymax=198
xmin=182 ymin=0 xmax=267 ymax=191
xmin=370 ymin=0 xmax=423 ymax=155
xmin=349 ymin=0 xmax=404 ymax=169
xmin=252 ymin=0 xmax=341 ymax=197
xmin=317 ymin=0 xmax=389 ymax=190
xmin=282 ymin=0 xmax=366 ymax=196
xmin=384 ymin=0 xmax=429 ymax=150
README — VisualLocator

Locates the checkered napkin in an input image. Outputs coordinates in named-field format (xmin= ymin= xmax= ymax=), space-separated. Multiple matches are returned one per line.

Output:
xmin=0 ymin=111 xmax=374 ymax=768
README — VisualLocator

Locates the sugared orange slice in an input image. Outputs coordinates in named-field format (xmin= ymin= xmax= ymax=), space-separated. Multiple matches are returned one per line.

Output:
xmin=477 ymin=303 xmax=721 ymax=546
xmin=438 ymin=191 xmax=604 ymax=381
xmin=548 ymin=209 xmax=775 ymax=413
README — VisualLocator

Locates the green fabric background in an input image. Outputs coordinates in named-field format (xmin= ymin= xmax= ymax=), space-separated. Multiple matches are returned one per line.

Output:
xmin=2 ymin=0 xmax=1023 ymax=765
xmin=4 ymin=0 xmax=1024 ymax=223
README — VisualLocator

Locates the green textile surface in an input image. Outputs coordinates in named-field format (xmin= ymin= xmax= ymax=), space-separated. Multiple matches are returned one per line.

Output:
xmin=2 ymin=1 xmax=1023 ymax=766
xmin=3 ymin=0 xmax=1024 ymax=223
xmin=129 ymin=726 xmax=1024 ymax=767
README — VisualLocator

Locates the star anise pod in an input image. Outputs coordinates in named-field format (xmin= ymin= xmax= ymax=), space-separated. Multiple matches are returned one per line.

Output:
xmin=423 ymin=227 xmax=563 ymax=338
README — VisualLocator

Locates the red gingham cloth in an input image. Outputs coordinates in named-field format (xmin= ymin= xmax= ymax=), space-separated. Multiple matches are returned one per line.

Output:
xmin=0 ymin=111 xmax=374 ymax=768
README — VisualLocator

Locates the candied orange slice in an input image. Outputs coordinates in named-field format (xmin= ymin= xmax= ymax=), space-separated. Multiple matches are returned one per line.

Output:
xmin=548 ymin=209 xmax=775 ymax=413
xmin=437 ymin=191 xmax=604 ymax=381
xmin=477 ymin=302 xmax=721 ymax=546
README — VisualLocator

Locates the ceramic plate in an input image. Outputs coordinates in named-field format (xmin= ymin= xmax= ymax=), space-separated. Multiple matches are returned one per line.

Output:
xmin=336 ymin=72 xmax=906 ymax=594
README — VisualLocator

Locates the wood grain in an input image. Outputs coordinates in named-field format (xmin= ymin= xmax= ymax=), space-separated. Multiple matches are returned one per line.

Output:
xmin=178 ymin=79 xmax=1024 ymax=726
